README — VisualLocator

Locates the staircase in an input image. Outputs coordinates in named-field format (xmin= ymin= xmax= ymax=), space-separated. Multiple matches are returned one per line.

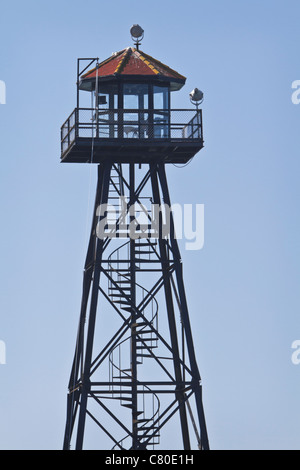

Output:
xmin=107 ymin=244 xmax=160 ymax=448
xmin=105 ymin=166 xmax=161 ymax=448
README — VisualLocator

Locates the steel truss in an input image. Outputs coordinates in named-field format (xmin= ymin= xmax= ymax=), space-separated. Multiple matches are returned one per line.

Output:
xmin=63 ymin=161 xmax=209 ymax=450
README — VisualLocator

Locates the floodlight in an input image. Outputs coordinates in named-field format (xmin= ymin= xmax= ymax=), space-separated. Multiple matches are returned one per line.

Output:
xmin=130 ymin=24 xmax=144 ymax=49
xmin=189 ymin=88 xmax=204 ymax=105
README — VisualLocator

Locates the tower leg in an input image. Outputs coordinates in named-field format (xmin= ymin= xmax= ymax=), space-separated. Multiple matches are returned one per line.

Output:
xmin=63 ymin=162 xmax=112 ymax=450
xmin=157 ymin=164 xmax=209 ymax=450
xmin=150 ymin=163 xmax=191 ymax=450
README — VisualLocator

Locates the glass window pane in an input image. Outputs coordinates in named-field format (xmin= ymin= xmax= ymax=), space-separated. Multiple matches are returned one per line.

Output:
xmin=123 ymin=84 xmax=149 ymax=109
xmin=153 ymin=85 xmax=169 ymax=110
xmin=153 ymin=86 xmax=169 ymax=138
xmin=153 ymin=112 xmax=169 ymax=138
xmin=97 ymin=83 xmax=118 ymax=109
xmin=96 ymin=84 xmax=118 ymax=138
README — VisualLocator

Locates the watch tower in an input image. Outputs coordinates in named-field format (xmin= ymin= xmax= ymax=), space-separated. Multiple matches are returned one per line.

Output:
xmin=61 ymin=26 xmax=209 ymax=450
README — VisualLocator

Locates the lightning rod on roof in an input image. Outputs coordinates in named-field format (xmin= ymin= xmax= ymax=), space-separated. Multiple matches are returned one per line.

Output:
xmin=130 ymin=24 xmax=144 ymax=50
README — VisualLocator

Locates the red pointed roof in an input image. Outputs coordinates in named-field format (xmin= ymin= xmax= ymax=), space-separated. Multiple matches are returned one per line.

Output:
xmin=80 ymin=47 xmax=186 ymax=91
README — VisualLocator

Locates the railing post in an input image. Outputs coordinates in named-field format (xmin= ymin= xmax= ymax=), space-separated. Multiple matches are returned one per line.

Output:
xmin=75 ymin=108 xmax=79 ymax=139
xmin=118 ymin=109 xmax=123 ymax=139
xmin=200 ymin=109 xmax=203 ymax=140
xmin=67 ymin=114 xmax=70 ymax=148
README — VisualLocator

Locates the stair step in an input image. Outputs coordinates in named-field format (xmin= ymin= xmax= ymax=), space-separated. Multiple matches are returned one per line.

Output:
xmin=113 ymin=280 xmax=131 ymax=284
xmin=112 ymin=376 xmax=132 ymax=380
xmin=136 ymin=345 xmax=158 ymax=350
xmin=104 ymin=224 xmax=123 ymax=228
xmin=132 ymin=321 xmax=148 ymax=327
xmin=106 ymin=213 xmax=124 ymax=217
xmin=109 ymin=286 xmax=131 ymax=291
xmin=110 ymin=396 xmax=133 ymax=402
xmin=136 ymin=353 xmax=155 ymax=358
xmin=137 ymin=431 xmax=160 ymax=438
xmin=136 ymin=337 xmax=158 ymax=342
xmin=135 ymin=329 xmax=156 ymax=335
xmin=135 ymin=242 xmax=157 ymax=247
xmin=134 ymin=258 xmax=154 ymax=262
xmin=109 ymin=293 xmax=131 ymax=298
xmin=138 ymin=426 xmax=158 ymax=431
xmin=121 ymin=404 xmax=143 ymax=414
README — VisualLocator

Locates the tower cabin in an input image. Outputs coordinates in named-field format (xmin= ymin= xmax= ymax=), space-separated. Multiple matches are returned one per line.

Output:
xmin=61 ymin=46 xmax=203 ymax=164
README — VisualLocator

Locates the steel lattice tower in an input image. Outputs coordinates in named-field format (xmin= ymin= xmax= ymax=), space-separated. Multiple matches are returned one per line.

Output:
xmin=61 ymin=27 xmax=209 ymax=451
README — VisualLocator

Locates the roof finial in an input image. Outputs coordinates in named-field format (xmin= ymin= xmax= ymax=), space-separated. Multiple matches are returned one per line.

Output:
xmin=130 ymin=24 xmax=144 ymax=50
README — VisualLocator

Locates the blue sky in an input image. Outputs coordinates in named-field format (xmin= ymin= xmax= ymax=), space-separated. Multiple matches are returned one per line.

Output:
xmin=0 ymin=0 xmax=299 ymax=450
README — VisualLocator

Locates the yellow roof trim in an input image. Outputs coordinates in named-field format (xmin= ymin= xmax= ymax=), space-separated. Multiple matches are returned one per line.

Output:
xmin=138 ymin=53 xmax=160 ymax=75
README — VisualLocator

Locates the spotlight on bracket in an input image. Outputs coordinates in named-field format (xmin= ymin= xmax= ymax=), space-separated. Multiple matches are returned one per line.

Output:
xmin=130 ymin=24 xmax=144 ymax=49
xmin=189 ymin=88 xmax=204 ymax=107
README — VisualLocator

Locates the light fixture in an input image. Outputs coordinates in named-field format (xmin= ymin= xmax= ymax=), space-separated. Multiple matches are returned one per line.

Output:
xmin=130 ymin=24 xmax=144 ymax=50
xmin=189 ymin=88 xmax=204 ymax=107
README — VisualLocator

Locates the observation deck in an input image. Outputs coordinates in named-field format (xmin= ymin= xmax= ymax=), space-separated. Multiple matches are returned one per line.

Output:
xmin=61 ymin=107 xmax=203 ymax=164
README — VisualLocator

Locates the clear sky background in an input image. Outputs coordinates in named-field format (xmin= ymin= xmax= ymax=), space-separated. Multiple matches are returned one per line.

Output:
xmin=0 ymin=0 xmax=299 ymax=450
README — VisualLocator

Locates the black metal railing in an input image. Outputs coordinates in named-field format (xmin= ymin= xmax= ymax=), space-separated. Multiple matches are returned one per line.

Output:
xmin=61 ymin=108 xmax=203 ymax=156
